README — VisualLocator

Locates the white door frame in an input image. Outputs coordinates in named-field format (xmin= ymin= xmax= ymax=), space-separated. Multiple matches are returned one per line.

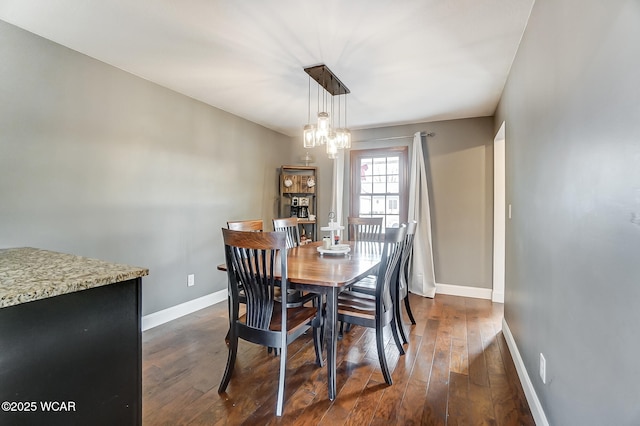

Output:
xmin=492 ymin=122 xmax=506 ymax=303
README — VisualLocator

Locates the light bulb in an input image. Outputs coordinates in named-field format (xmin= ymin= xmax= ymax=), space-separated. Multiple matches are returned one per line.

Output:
xmin=303 ymin=124 xmax=316 ymax=148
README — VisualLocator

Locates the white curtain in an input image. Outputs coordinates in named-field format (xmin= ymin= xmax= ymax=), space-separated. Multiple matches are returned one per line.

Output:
xmin=331 ymin=150 xmax=345 ymax=237
xmin=408 ymin=132 xmax=437 ymax=298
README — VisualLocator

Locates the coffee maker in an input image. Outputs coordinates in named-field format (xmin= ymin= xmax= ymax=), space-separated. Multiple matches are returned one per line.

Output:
xmin=290 ymin=197 xmax=299 ymax=217
xmin=298 ymin=197 xmax=309 ymax=218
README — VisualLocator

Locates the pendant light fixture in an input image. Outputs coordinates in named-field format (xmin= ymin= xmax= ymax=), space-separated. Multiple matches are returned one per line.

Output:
xmin=303 ymin=76 xmax=316 ymax=148
xmin=302 ymin=64 xmax=351 ymax=159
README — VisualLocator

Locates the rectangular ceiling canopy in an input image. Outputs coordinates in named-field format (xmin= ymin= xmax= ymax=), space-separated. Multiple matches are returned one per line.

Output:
xmin=304 ymin=64 xmax=350 ymax=96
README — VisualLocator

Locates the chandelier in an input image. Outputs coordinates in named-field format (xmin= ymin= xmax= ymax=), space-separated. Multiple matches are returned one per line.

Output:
xmin=302 ymin=65 xmax=351 ymax=159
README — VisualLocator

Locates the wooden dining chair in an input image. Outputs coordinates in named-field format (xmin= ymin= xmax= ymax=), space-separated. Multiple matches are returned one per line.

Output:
xmin=219 ymin=228 xmax=323 ymax=416
xmin=272 ymin=217 xmax=318 ymax=310
xmin=272 ymin=217 xmax=301 ymax=248
xmin=347 ymin=216 xmax=383 ymax=242
xmin=227 ymin=219 xmax=263 ymax=232
xmin=397 ymin=221 xmax=417 ymax=334
xmin=225 ymin=219 xmax=314 ymax=353
xmin=346 ymin=221 xmax=418 ymax=344
xmin=224 ymin=220 xmax=262 ymax=345
xmin=336 ymin=225 xmax=406 ymax=385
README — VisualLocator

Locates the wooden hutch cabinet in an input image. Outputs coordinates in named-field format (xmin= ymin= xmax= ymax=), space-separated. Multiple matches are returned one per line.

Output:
xmin=279 ymin=165 xmax=317 ymax=242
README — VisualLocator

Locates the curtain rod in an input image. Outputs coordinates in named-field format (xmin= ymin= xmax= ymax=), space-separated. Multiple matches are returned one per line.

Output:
xmin=352 ymin=131 xmax=435 ymax=144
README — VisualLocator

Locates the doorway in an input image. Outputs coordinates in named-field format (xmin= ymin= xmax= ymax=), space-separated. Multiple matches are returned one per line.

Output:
xmin=493 ymin=122 xmax=506 ymax=303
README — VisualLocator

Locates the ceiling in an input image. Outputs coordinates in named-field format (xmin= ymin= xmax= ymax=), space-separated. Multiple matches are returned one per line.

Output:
xmin=0 ymin=0 xmax=534 ymax=137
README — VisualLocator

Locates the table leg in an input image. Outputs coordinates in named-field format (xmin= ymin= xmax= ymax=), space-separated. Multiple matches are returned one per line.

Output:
xmin=325 ymin=288 xmax=338 ymax=400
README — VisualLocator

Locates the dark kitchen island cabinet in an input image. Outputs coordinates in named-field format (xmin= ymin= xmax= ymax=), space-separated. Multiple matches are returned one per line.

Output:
xmin=0 ymin=247 xmax=148 ymax=426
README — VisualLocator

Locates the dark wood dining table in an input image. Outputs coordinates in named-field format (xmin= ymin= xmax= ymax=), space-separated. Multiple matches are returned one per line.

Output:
xmin=218 ymin=240 xmax=382 ymax=401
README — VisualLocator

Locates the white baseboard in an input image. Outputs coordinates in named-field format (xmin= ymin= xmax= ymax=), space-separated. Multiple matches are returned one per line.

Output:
xmin=142 ymin=289 xmax=227 ymax=331
xmin=492 ymin=290 xmax=505 ymax=303
xmin=142 ymin=285 xmax=493 ymax=330
xmin=502 ymin=318 xmax=549 ymax=426
xmin=435 ymin=283 xmax=493 ymax=300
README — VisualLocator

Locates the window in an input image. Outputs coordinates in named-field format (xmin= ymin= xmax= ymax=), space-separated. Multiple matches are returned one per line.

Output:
xmin=350 ymin=147 xmax=408 ymax=229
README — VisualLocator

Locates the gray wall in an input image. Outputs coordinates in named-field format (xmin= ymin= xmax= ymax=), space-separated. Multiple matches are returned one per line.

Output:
xmin=0 ymin=20 xmax=293 ymax=315
xmin=495 ymin=0 xmax=640 ymax=424
xmin=291 ymin=118 xmax=494 ymax=290
xmin=0 ymin=16 xmax=499 ymax=319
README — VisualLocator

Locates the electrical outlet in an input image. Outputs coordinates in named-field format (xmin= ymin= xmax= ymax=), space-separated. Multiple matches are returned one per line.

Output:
xmin=187 ymin=274 xmax=195 ymax=287
xmin=539 ymin=353 xmax=546 ymax=384
xmin=508 ymin=204 xmax=512 ymax=219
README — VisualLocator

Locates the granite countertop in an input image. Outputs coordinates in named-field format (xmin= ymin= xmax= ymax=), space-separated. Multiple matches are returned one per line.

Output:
xmin=0 ymin=247 xmax=149 ymax=308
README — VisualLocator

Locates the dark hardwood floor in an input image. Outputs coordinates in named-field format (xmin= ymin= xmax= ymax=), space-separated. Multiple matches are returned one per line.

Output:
xmin=142 ymin=294 xmax=534 ymax=425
